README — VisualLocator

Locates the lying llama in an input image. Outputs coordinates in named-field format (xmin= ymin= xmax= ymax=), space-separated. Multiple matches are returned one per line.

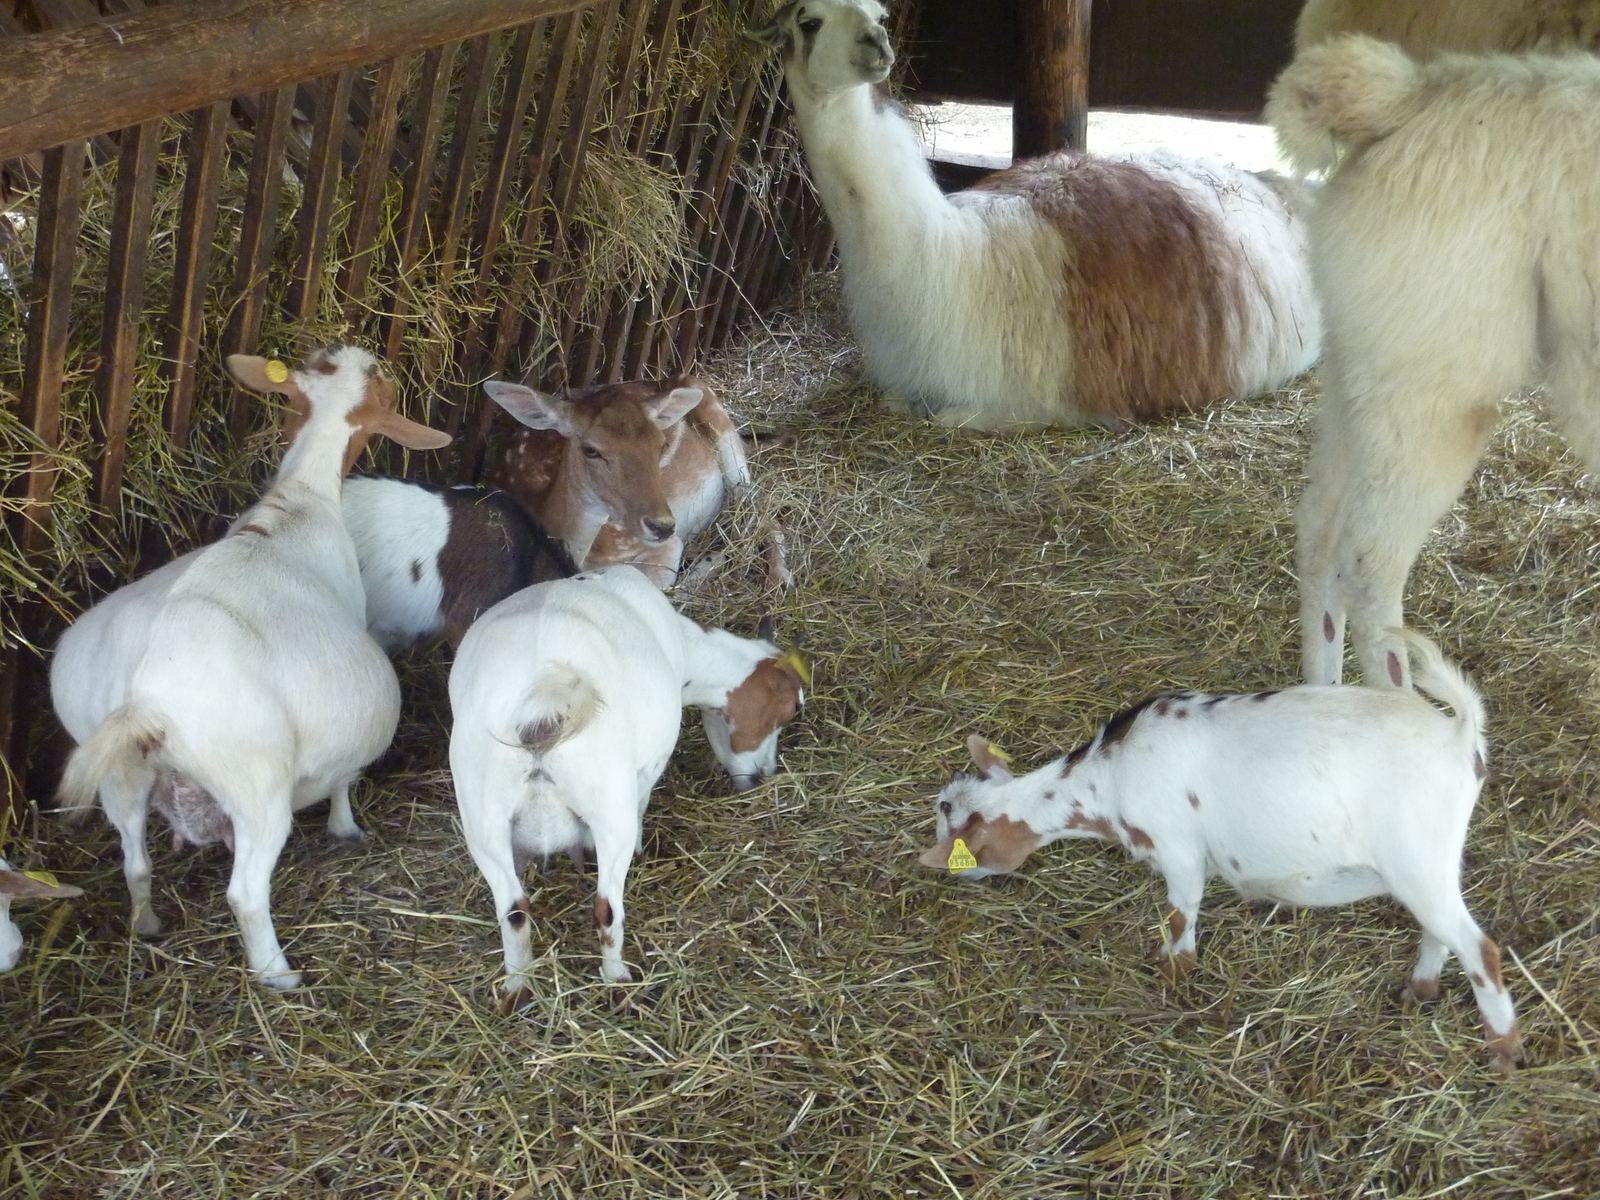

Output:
xmin=1297 ymin=0 xmax=1600 ymax=56
xmin=1266 ymin=36 xmax=1600 ymax=688
xmin=483 ymin=376 xmax=749 ymax=587
xmin=449 ymin=566 xmax=808 ymax=1009
xmin=747 ymin=0 xmax=1320 ymax=430
xmin=57 ymin=347 xmax=450 ymax=987
xmin=918 ymin=631 xmax=1520 ymax=1073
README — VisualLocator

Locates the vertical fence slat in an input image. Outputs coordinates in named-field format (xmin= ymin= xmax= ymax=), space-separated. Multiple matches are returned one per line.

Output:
xmin=162 ymin=100 xmax=230 ymax=447
xmin=15 ymin=140 xmax=86 ymax=556
xmin=339 ymin=56 xmax=408 ymax=316
xmin=92 ymin=118 xmax=161 ymax=518
xmin=383 ymin=41 xmax=458 ymax=364
xmin=226 ymin=83 xmax=295 ymax=439
xmin=433 ymin=33 xmax=500 ymax=288
xmin=285 ymin=68 xmax=357 ymax=326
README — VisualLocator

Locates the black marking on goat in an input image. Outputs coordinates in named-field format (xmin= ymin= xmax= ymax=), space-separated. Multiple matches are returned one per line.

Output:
xmin=595 ymin=897 xmax=615 ymax=929
xmin=1204 ymin=695 xmax=1228 ymax=709
xmin=409 ymin=558 xmax=424 ymax=584
xmin=1098 ymin=695 xmax=1162 ymax=753
xmin=507 ymin=898 xmax=533 ymax=930
xmin=1252 ymin=690 xmax=1281 ymax=703
xmin=1060 ymin=740 xmax=1093 ymax=775
xmin=1187 ymin=791 xmax=1201 ymax=810
xmin=1323 ymin=611 xmax=1336 ymax=643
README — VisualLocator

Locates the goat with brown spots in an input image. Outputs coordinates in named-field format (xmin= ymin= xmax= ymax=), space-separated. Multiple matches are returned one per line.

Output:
xmin=448 ymin=565 xmax=806 ymax=1010
xmin=918 ymin=629 xmax=1520 ymax=1073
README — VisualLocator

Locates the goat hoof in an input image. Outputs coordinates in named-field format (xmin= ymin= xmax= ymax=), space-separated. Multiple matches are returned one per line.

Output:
xmin=1486 ymin=1027 xmax=1523 ymax=1075
xmin=1398 ymin=978 xmax=1441 ymax=1007
xmin=133 ymin=913 xmax=164 ymax=939
xmin=496 ymin=985 xmax=535 ymax=1016
xmin=1156 ymin=951 xmax=1198 ymax=983
xmin=327 ymin=825 xmax=366 ymax=845
xmin=259 ymin=968 xmax=303 ymax=991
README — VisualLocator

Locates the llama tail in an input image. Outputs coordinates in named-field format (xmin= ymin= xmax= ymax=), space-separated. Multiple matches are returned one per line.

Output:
xmin=56 ymin=703 xmax=165 ymax=819
xmin=1266 ymin=34 xmax=1425 ymax=175
xmin=507 ymin=665 xmax=602 ymax=754
xmin=1394 ymin=627 xmax=1488 ymax=763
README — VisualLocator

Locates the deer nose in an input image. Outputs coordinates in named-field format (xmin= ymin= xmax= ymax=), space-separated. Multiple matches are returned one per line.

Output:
xmin=644 ymin=517 xmax=676 ymax=543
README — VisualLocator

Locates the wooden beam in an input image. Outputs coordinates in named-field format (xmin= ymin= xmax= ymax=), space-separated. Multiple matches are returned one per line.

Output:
xmin=1014 ymin=0 xmax=1090 ymax=156
xmin=0 ymin=0 xmax=595 ymax=162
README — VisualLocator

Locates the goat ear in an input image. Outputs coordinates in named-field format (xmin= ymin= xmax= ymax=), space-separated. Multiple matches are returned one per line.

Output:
xmin=0 ymin=869 xmax=84 ymax=900
xmin=226 ymin=354 xmax=295 ymax=395
xmin=368 ymin=410 xmax=452 ymax=451
xmin=645 ymin=386 xmax=703 ymax=429
xmin=917 ymin=840 xmax=954 ymax=869
xmin=969 ymin=817 xmax=1040 ymax=874
xmin=483 ymin=380 xmax=570 ymax=435
xmin=967 ymin=734 xmax=1014 ymax=781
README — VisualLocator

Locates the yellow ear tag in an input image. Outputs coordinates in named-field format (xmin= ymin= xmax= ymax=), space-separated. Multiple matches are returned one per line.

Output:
xmin=22 ymin=869 xmax=59 ymax=887
xmin=777 ymin=649 xmax=812 ymax=688
xmin=947 ymin=839 xmax=978 ymax=873
xmin=264 ymin=359 xmax=290 ymax=384
xmin=984 ymin=742 xmax=1011 ymax=763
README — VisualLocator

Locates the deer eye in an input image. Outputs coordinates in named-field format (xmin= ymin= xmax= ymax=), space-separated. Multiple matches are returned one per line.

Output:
xmin=581 ymin=444 xmax=605 ymax=461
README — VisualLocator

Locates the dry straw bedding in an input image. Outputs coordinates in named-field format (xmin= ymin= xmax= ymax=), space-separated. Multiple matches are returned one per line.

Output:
xmin=4 ymin=277 xmax=1600 ymax=1197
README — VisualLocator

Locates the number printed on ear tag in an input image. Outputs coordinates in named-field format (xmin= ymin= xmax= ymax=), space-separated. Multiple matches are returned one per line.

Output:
xmin=947 ymin=839 xmax=978 ymax=872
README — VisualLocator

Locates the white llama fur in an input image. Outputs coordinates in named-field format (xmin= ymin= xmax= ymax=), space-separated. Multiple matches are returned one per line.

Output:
xmin=1297 ymin=0 xmax=1600 ymax=57
xmin=749 ymin=0 xmax=1320 ymax=430
xmin=1267 ymin=36 xmax=1600 ymax=687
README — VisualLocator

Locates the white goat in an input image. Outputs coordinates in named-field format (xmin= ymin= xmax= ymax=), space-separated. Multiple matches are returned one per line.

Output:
xmin=0 ymin=859 xmax=83 ymax=973
xmin=448 ymin=565 xmax=808 ymax=1010
xmin=483 ymin=376 xmax=750 ymax=587
xmin=1297 ymin=0 xmax=1600 ymax=56
xmin=1266 ymin=36 xmax=1600 ymax=688
xmin=918 ymin=631 xmax=1520 ymax=1073
xmin=747 ymin=0 xmax=1320 ymax=430
xmin=56 ymin=346 xmax=450 ymax=988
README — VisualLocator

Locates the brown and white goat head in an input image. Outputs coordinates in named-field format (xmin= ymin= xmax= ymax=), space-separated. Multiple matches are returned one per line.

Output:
xmin=918 ymin=735 xmax=1043 ymax=879
xmin=701 ymin=616 xmax=809 ymax=792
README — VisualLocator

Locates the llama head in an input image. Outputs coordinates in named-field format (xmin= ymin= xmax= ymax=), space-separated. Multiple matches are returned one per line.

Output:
xmin=746 ymin=1 xmax=893 ymax=96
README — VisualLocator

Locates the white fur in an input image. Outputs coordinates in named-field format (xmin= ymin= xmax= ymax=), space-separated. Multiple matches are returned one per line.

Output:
xmin=344 ymin=475 xmax=450 ymax=649
xmin=0 ymin=857 xmax=83 ymax=973
xmin=448 ymin=566 xmax=801 ymax=1006
xmin=922 ymin=631 xmax=1520 ymax=1072
xmin=752 ymin=0 xmax=1320 ymax=429
xmin=1297 ymin=0 xmax=1600 ymax=56
xmin=1265 ymin=37 xmax=1600 ymax=688
xmin=54 ymin=346 xmax=445 ymax=989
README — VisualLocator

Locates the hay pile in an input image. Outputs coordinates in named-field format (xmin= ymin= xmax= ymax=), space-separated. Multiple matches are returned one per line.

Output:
xmin=4 ymin=274 xmax=1600 ymax=1197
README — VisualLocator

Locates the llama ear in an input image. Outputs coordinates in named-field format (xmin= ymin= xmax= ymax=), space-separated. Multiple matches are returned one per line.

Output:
xmin=483 ymin=380 xmax=571 ymax=436
xmin=745 ymin=2 xmax=800 ymax=49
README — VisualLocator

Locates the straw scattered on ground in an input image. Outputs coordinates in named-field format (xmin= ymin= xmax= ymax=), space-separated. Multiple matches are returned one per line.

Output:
xmin=4 ymin=274 xmax=1600 ymax=1198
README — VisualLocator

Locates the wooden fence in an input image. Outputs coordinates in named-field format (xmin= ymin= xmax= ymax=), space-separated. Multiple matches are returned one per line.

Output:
xmin=0 ymin=0 xmax=836 ymax=815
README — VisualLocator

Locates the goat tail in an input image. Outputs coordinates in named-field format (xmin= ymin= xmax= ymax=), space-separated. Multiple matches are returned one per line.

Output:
xmin=1266 ymin=34 xmax=1424 ymax=175
xmin=509 ymin=665 xmax=602 ymax=755
xmin=56 ymin=703 xmax=166 ymax=819
xmin=1394 ymin=627 xmax=1487 ymax=748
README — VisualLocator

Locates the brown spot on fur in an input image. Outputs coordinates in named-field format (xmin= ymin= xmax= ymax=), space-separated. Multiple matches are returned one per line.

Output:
xmin=1230 ymin=856 xmax=1241 ymax=871
xmin=1388 ymin=650 xmax=1404 ymax=686
xmin=1474 ymin=751 xmax=1487 ymax=781
xmin=1402 ymin=977 xmax=1440 ymax=1004
xmin=1479 ymin=937 xmax=1503 ymax=990
xmin=1154 ymin=697 xmax=1172 ymax=716
xmin=433 ymin=486 xmax=574 ymax=645
xmin=1165 ymin=904 xmax=1187 ymax=942
xmin=1066 ymin=809 xmax=1116 ymax=840
xmin=595 ymin=896 xmax=614 ymax=929
xmin=921 ymin=812 xmax=1044 ymax=874
xmin=1158 ymin=949 xmax=1199 ymax=981
xmin=1060 ymin=740 xmax=1092 ymax=774
xmin=136 ymin=731 xmax=165 ymax=758
xmin=409 ymin=558 xmax=424 ymax=584
xmin=1120 ymin=819 xmax=1154 ymax=850
xmin=306 ymin=347 xmax=341 ymax=374
xmin=1323 ymin=611 xmax=1336 ymax=643
xmin=506 ymin=897 xmax=533 ymax=931
xmin=1174 ymin=707 xmax=1189 ymax=719
xmin=1485 ymin=1025 xmax=1522 ymax=1074
xmin=1187 ymin=791 xmax=1201 ymax=810
xmin=971 ymin=154 xmax=1248 ymax=422
xmin=720 ymin=657 xmax=805 ymax=753
xmin=519 ymin=717 xmax=563 ymax=753
xmin=1099 ymin=695 xmax=1160 ymax=752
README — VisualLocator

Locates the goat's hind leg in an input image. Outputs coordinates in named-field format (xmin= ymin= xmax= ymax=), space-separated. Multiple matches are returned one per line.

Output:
xmin=223 ymin=787 xmax=298 ymax=989
xmin=324 ymin=783 xmax=365 ymax=843
xmin=101 ymin=773 xmax=161 ymax=937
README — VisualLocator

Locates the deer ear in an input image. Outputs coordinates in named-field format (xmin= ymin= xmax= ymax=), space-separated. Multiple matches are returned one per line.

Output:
xmin=484 ymin=380 xmax=570 ymax=434
xmin=645 ymin=386 xmax=703 ymax=429
xmin=966 ymin=734 xmax=1014 ymax=781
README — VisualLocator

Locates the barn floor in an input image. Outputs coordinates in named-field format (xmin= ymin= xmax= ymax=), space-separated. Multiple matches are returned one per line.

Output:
xmin=4 ymin=271 xmax=1600 ymax=1198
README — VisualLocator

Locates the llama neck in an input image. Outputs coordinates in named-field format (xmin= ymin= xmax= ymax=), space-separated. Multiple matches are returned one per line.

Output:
xmin=789 ymin=81 xmax=953 ymax=255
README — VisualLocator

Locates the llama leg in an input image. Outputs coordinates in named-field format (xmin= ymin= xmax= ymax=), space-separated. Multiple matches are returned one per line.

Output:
xmin=224 ymin=791 xmax=298 ymax=989
xmin=1542 ymin=347 xmax=1600 ymax=475
xmin=1297 ymin=402 xmax=1359 ymax=684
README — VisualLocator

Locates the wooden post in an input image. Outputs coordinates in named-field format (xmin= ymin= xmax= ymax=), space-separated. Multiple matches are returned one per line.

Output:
xmin=1014 ymin=0 xmax=1091 ymax=158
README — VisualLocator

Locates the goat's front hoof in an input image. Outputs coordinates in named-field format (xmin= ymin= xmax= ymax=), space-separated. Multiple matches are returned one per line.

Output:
xmin=132 ymin=911 xmax=164 ymax=938
xmin=1399 ymin=977 xmax=1441 ymax=1007
xmin=326 ymin=824 xmax=366 ymax=845
xmin=259 ymin=968 xmax=303 ymax=991
xmin=1156 ymin=950 xmax=1198 ymax=983
xmin=1486 ymin=1026 xmax=1523 ymax=1075
xmin=496 ymin=985 xmax=535 ymax=1016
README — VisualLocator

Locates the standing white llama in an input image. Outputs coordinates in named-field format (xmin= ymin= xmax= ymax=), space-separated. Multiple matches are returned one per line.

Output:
xmin=748 ymin=0 xmax=1321 ymax=430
